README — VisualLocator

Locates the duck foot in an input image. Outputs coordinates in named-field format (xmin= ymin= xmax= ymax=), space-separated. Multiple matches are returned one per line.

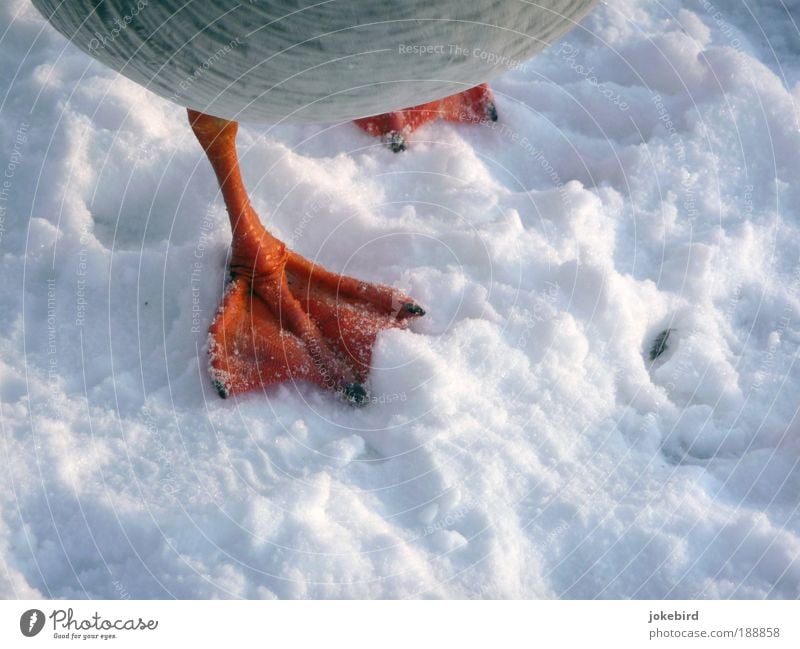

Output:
xmin=353 ymin=83 xmax=497 ymax=151
xmin=188 ymin=108 xmax=424 ymax=402
xmin=207 ymin=245 xmax=424 ymax=401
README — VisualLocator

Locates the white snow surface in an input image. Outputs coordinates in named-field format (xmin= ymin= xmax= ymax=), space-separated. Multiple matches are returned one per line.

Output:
xmin=2 ymin=0 xmax=800 ymax=599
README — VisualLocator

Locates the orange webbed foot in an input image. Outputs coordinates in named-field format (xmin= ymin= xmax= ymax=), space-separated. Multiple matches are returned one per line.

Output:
xmin=188 ymin=108 xmax=425 ymax=403
xmin=207 ymin=247 xmax=425 ymax=403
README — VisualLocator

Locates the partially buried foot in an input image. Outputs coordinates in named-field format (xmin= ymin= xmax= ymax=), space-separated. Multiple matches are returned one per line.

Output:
xmin=354 ymin=83 xmax=498 ymax=151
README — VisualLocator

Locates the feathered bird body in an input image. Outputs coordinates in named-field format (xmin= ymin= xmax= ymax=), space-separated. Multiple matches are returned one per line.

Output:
xmin=32 ymin=0 xmax=596 ymax=122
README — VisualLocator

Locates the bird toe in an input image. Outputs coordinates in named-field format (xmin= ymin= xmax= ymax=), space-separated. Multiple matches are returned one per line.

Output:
xmin=342 ymin=382 xmax=369 ymax=406
xmin=387 ymin=131 xmax=408 ymax=152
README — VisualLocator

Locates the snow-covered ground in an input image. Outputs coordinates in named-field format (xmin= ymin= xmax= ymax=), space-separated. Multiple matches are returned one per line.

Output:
xmin=2 ymin=0 xmax=800 ymax=599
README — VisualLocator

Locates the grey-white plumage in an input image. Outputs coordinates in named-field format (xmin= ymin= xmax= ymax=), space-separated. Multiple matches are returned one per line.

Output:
xmin=32 ymin=0 xmax=596 ymax=123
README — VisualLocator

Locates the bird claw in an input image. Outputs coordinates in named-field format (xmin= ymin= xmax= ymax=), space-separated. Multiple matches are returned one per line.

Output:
xmin=402 ymin=302 xmax=426 ymax=316
xmin=341 ymin=382 xmax=369 ymax=406
xmin=387 ymin=131 xmax=408 ymax=153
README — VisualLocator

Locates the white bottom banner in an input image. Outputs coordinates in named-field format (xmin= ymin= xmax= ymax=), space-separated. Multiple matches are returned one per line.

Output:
xmin=1 ymin=600 xmax=797 ymax=648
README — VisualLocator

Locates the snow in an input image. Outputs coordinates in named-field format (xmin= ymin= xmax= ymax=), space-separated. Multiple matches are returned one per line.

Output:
xmin=2 ymin=0 xmax=800 ymax=598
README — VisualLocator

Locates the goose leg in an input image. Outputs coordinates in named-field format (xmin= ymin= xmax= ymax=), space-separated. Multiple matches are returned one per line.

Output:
xmin=353 ymin=83 xmax=497 ymax=152
xmin=188 ymin=109 xmax=424 ymax=402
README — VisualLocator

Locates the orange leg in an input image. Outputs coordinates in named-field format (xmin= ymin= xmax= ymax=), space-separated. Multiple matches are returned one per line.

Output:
xmin=188 ymin=109 xmax=424 ymax=402
xmin=353 ymin=83 xmax=498 ymax=152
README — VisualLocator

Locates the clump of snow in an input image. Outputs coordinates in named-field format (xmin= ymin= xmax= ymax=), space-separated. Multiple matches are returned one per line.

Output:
xmin=1 ymin=0 xmax=800 ymax=598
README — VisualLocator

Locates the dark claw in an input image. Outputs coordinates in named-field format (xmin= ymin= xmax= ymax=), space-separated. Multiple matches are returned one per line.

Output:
xmin=213 ymin=379 xmax=230 ymax=399
xmin=387 ymin=132 xmax=407 ymax=153
xmin=486 ymin=101 xmax=498 ymax=122
xmin=342 ymin=382 xmax=369 ymax=406
xmin=402 ymin=302 xmax=426 ymax=316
